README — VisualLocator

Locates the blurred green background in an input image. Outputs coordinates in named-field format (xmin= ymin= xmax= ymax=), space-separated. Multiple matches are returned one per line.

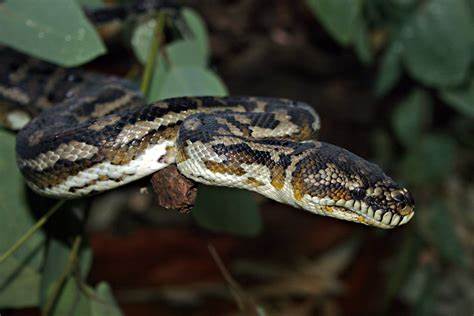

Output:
xmin=0 ymin=0 xmax=472 ymax=315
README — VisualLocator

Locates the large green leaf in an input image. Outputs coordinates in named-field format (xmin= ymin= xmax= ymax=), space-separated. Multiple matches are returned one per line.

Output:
xmin=131 ymin=18 xmax=157 ymax=65
xmin=382 ymin=232 xmax=423 ymax=311
xmin=50 ymin=277 xmax=91 ymax=316
xmin=147 ymin=57 xmax=168 ymax=102
xmin=40 ymin=238 xmax=91 ymax=298
xmin=131 ymin=9 xmax=208 ymax=66
xmin=181 ymin=8 xmax=210 ymax=59
xmin=306 ymin=0 xmax=363 ymax=45
xmin=75 ymin=0 xmax=103 ymax=7
xmin=391 ymin=89 xmax=432 ymax=148
xmin=353 ymin=18 xmax=373 ymax=65
xmin=40 ymin=238 xmax=116 ymax=315
xmin=156 ymin=66 xmax=228 ymax=100
xmin=40 ymin=239 xmax=71 ymax=306
xmin=193 ymin=186 xmax=262 ymax=237
xmin=420 ymin=201 xmax=466 ymax=266
xmin=47 ymin=278 xmax=124 ymax=316
xmin=399 ymin=133 xmax=456 ymax=185
xmin=0 ymin=0 xmax=106 ymax=66
xmin=440 ymin=78 xmax=474 ymax=118
xmin=375 ymin=41 xmax=403 ymax=97
xmin=0 ymin=130 xmax=44 ymax=308
xmin=0 ymin=255 xmax=42 ymax=308
xmin=132 ymin=7 xmax=226 ymax=102
xmin=91 ymin=282 xmax=123 ymax=316
xmin=413 ymin=265 xmax=436 ymax=316
xmin=166 ymin=40 xmax=207 ymax=67
xmin=400 ymin=0 xmax=473 ymax=87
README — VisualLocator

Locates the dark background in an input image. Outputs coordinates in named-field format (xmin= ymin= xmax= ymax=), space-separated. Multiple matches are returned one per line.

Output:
xmin=3 ymin=0 xmax=473 ymax=315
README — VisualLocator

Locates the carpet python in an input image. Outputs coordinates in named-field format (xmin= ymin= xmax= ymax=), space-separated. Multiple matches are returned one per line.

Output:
xmin=1 ymin=3 xmax=415 ymax=229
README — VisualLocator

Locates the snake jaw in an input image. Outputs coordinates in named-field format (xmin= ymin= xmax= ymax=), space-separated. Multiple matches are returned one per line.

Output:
xmin=302 ymin=193 xmax=415 ymax=229
xmin=348 ymin=185 xmax=415 ymax=228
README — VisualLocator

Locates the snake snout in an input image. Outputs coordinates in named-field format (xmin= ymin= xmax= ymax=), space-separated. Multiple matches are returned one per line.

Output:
xmin=391 ymin=188 xmax=415 ymax=215
xmin=362 ymin=184 xmax=415 ymax=228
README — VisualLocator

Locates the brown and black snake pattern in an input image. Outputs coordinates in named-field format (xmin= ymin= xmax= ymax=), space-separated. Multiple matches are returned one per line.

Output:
xmin=0 ymin=4 xmax=415 ymax=229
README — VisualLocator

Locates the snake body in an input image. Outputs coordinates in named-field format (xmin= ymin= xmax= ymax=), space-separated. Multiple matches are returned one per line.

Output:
xmin=2 ymin=4 xmax=415 ymax=229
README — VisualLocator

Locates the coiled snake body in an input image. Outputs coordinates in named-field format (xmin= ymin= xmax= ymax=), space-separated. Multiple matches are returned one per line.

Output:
xmin=1 ymin=5 xmax=414 ymax=229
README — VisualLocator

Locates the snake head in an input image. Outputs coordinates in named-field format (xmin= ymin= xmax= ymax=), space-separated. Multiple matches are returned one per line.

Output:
xmin=292 ymin=142 xmax=415 ymax=228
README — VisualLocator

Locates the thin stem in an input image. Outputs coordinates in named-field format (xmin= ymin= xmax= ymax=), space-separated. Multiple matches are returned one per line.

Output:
xmin=208 ymin=243 xmax=262 ymax=314
xmin=0 ymin=200 xmax=66 ymax=264
xmin=42 ymin=236 xmax=82 ymax=316
xmin=140 ymin=11 xmax=166 ymax=96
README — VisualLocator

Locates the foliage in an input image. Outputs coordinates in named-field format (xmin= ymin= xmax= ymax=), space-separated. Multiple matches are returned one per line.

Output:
xmin=0 ymin=0 xmax=472 ymax=314
xmin=0 ymin=0 xmax=106 ymax=66
xmin=0 ymin=130 xmax=44 ymax=308
xmin=193 ymin=186 xmax=262 ymax=237
xmin=131 ymin=8 xmax=227 ymax=101
xmin=0 ymin=1 xmax=260 ymax=314
xmin=306 ymin=0 xmax=364 ymax=46
xmin=307 ymin=0 xmax=473 ymax=313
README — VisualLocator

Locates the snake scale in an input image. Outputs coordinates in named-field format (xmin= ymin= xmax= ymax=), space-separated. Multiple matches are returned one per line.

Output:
xmin=1 ymin=2 xmax=415 ymax=229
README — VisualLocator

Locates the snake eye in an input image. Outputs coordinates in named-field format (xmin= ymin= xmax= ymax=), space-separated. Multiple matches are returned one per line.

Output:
xmin=351 ymin=187 xmax=365 ymax=200
xmin=391 ymin=190 xmax=405 ymax=203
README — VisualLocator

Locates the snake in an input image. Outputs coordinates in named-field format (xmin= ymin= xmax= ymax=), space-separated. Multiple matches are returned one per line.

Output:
xmin=1 ymin=3 xmax=415 ymax=229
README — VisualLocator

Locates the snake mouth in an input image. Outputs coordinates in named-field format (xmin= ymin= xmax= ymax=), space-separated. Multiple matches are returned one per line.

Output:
xmin=315 ymin=199 xmax=415 ymax=229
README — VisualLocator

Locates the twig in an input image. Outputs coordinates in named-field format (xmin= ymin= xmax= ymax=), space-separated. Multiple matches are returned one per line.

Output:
xmin=0 ymin=200 xmax=65 ymax=264
xmin=208 ymin=244 xmax=265 ymax=315
xmin=42 ymin=236 xmax=82 ymax=316
xmin=140 ymin=11 xmax=166 ymax=96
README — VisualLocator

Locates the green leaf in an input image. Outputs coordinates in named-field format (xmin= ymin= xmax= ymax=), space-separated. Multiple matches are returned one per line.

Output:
xmin=193 ymin=186 xmax=262 ymax=237
xmin=49 ymin=278 xmax=124 ymax=316
xmin=375 ymin=41 xmax=403 ymax=97
xmin=132 ymin=8 xmax=225 ymax=102
xmin=132 ymin=7 xmax=210 ymax=65
xmin=132 ymin=21 xmax=206 ymax=67
xmin=399 ymin=133 xmax=456 ymax=185
xmin=440 ymin=78 xmax=474 ymax=118
xmin=354 ymin=18 xmax=373 ymax=65
xmin=391 ymin=89 xmax=432 ymax=148
xmin=0 ymin=130 xmax=45 ymax=308
xmin=382 ymin=232 xmax=422 ymax=311
xmin=0 ymin=0 xmax=106 ymax=66
xmin=131 ymin=18 xmax=158 ymax=65
xmin=147 ymin=57 xmax=168 ymax=102
xmin=51 ymin=277 xmax=91 ymax=316
xmin=451 ymin=116 xmax=474 ymax=147
xmin=306 ymin=0 xmax=363 ymax=45
xmin=166 ymin=40 xmax=207 ymax=67
xmin=400 ymin=264 xmax=432 ymax=304
xmin=413 ymin=265 xmax=436 ymax=316
xmin=79 ymin=247 xmax=93 ymax=279
xmin=75 ymin=0 xmax=103 ymax=7
xmin=400 ymin=0 xmax=473 ymax=86
xmin=155 ymin=66 xmax=228 ymax=100
xmin=419 ymin=201 xmax=466 ymax=266
xmin=181 ymin=8 xmax=210 ymax=59
xmin=91 ymin=282 xmax=123 ymax=316
xmin=0 ymin=255 xmax=42 ymax=308
xmin=40 ymin=239 xmax=71 ymax=306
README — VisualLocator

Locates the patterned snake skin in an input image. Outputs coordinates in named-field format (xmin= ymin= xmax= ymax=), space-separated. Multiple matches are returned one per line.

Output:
xmin=1 ymin=4 xmax=415 ymax=229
